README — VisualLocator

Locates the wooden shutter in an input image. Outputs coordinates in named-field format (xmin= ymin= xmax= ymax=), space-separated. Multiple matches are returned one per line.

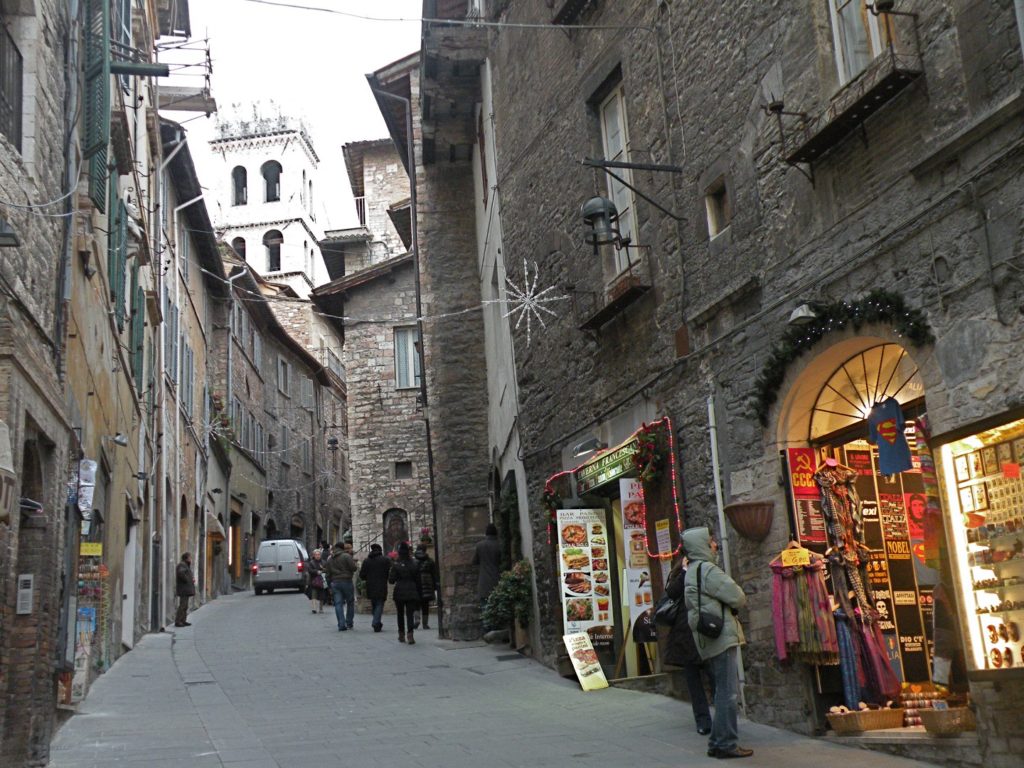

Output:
xmin=83 ymin=0 xmax=111 ymax=210
xmin=395 ymin=328 xmax=410 ymax=388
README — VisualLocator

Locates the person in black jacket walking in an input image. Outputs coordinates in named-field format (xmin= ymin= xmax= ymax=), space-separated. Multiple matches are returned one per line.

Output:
xmin=414 ymin=544 xmax=438 ymax=630
xmin=175 ymin=553 xmax=195 ymax=627
xmin=358 ymin=544 xmax=391 ymax=632
xmin=389 ymin=542 xmax=421 ymax=644
xmin=664 ymin=558 xmax=714 ymax=735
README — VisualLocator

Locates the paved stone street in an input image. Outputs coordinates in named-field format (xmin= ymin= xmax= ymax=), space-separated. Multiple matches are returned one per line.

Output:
xmin=50 ymin=593 xmax=938 ymax=768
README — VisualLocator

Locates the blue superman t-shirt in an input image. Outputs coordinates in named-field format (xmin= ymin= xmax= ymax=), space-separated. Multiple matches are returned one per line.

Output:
xmin=868 ymin=397 xmax=913 ymax=475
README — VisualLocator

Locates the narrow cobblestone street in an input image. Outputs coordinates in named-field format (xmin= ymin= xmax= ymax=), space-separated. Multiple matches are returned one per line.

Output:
xmin=50 ymin=594 xmax=938 ymax=768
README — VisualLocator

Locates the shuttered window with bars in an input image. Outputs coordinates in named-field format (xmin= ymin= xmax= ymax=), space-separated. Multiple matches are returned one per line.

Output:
xmin=129 ymin=264 xmax=145 ymax=392
xmin=83 ymin=0 xmax=111 ymax=210
xmin=0 ymin=23 xmax=23 ymax=150
xmin=107 ymin=174 xmax=128 ymax=331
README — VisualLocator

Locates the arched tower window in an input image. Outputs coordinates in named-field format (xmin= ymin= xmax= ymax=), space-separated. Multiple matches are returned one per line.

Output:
xmin=301 ymin=170 xmax=307 ymax=206
xmin=261 ymin=160 xmax=282 ymax=203
xmin=263 ymin=230 xmax=283 ymax=272
xmin=308 ymin=180 xmax=314 ymax=213
xmin=231 ymin=236 xmax=246 ymax=260
xmin=231 ymin=166 xmax=247 ymax=205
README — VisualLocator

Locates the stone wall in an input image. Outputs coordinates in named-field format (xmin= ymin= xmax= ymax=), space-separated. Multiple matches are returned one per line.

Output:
xmin=361 ymin=143 xmax=411 ymax=263
xmin=341 ymin=262 xmax=432 ymax=554
xmin=485 ymin=0 xmax=1024 ymax=756
xmin=0 ymin=2 xmax=73 ymax=765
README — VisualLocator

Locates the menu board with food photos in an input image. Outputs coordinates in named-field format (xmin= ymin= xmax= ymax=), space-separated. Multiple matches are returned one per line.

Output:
xmin=557 ymin=509 xmax=613 ymax=636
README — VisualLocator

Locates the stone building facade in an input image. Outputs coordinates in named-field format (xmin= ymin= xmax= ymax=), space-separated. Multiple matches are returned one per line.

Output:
xmin=402 ymin=0 xmax=1024 ymax=763
xmin=0 ymin=4 xmax=73 ymax=763
xmin=313 ymin=137 xmax=431 ymax=561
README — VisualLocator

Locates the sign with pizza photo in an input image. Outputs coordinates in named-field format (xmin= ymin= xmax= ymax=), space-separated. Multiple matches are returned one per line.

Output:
xmin=556 ymin=509 xmax=612 ymax=636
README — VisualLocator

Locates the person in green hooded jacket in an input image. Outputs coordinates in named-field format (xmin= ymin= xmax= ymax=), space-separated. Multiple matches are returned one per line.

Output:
xmin=682 ymin=526 xmax=752 ymax=760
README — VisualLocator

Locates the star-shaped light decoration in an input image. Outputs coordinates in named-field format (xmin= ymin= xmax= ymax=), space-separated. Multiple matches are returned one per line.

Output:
xmin=503 ymin=259 xmax=565 ymax=346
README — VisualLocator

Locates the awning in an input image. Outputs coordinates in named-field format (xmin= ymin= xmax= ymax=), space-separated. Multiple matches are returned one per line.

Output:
xmin=206 ymin=511 xmax=226 ymax=540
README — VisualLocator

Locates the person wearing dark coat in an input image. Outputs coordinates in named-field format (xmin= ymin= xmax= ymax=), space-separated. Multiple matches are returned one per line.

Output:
xmin=174 ymin=553 xmax=196 ymax=627
xmin=359 ymin=543 xmax=392 ymax=632
xmin=306 ymin=549 xmax=327 ymax=613
xmin=389 ymin=542 xmax=422 ymax=644
xmin=324 ymin=542 xmax=358 ymax=631
xmin=414 ymin=545 xmax=439 ymax=630
xmin=665 ymin=559 xmax=714 ymax=735
xmin=472 ymin=523 xmax=501 ymax=600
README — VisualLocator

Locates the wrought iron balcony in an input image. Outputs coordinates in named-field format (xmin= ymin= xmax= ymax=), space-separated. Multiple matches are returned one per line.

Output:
xmin=782 ymin=15 xmax=923 ymax=166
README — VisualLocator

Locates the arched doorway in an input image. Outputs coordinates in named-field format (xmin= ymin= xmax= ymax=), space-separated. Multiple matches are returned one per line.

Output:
xmin=773 ymin=335 xmax=949 ymax=717
xmin=382 ymin=508 xmax=408 ymax=556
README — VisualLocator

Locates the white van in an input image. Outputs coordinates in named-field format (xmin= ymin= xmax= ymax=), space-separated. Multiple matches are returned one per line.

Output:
xmin=252 ymin=539 xmax=308 ymax=594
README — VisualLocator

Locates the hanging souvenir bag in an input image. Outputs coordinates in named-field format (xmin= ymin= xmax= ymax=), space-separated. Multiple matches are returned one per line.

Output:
xmin=696 ymin=563 xmax=725 ymax=638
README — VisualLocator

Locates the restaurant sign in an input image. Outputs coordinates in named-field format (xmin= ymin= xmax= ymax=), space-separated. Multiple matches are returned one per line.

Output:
xmin=576 ymin=438 xmax=638 ymax=493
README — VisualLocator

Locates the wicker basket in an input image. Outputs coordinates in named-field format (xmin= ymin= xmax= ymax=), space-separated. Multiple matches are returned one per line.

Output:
xmin=827 ymin=708 xmax=904 ymax=734
xmin=919 ymin=707 xmax=976 ymax=737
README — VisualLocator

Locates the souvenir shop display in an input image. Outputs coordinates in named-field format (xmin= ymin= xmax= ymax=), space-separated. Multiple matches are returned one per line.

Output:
xmin=770 ymin=543 xmax=838 ymax=665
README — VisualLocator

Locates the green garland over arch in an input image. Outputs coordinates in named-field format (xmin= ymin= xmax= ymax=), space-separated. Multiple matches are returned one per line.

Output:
xmin=752 ymin=290 xmax=934 ymax=426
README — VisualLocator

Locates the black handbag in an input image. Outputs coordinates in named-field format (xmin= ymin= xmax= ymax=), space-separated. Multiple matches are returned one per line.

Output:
xmin=695 ymin=563 xmax=725 ymax=639
xmin=653 ymin=593 xmax=683 ymax=627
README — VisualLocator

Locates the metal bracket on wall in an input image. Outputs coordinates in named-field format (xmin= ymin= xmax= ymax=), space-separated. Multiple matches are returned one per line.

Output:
xmin=582 ymin=157 xmax=686 ymax=221
xmin=762 ymin=102 xmax=815 ymax=185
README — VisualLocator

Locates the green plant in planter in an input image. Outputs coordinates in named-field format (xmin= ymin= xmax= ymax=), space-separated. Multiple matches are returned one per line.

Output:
xmin=481 ymin=559 xmax=532 ymax=628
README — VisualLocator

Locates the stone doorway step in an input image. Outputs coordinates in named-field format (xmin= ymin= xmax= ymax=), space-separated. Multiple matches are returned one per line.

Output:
xmin=823 ymin=725 xmax=981 ymax=767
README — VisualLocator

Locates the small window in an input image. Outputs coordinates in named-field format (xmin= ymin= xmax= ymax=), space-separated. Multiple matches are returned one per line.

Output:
xmin=231 ymin=236 xmax=246 ymax=260
xmin=598 ymin=82 xmax=637 ymax=277
xmin=308 ymin=180 xmax=314 ymax=213
xmin=394 ymin=327 xmax=421 ymax=389
xmin=301 ymin=375 xmax=314 ymax=409
xmin=264 ymin=229 xmax=283 ymax=272
xmin=278 ymin=356 xmax=291 ymax=396
xmin=261 ymin=160 xmax=282 ymax=202
xmin=253 ymin=332 xmax=262 ymax=368
xmin=178 ymin=218 xmax=190 ymax=281
xmin=0 ymin=25 xmax=24 ymax=150
xmin=828 ymin=0 xmax=888 ymax=85
xmin=279 ymin=424 xmax=290 ymax=463
xmin=394 ymin=461 xmax=413 ymax=480
xmin=231 ymin=166 xmax=247 ymax=205
xmin=704 ymin=176 xmax=731 ymax=239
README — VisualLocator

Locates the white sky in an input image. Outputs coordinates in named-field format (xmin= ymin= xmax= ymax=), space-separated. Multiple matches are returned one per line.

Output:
xmin=161 ymin=0 xmax=422 ymax=231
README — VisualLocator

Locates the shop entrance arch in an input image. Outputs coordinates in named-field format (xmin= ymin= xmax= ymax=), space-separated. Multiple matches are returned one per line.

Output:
xmin=773 ymin=335 xmax=949 ymax=718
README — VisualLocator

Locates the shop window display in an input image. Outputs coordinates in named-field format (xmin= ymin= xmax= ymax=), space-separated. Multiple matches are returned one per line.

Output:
xmin=939 ymin=417 xmax=1024 ymax=676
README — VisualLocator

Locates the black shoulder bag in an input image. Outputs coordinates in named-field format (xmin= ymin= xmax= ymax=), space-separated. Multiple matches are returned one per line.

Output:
xmin=695 ymin=562 xmax=725 ymax=639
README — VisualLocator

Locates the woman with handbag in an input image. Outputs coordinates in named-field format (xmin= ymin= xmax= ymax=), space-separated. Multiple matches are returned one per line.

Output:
xmin=682 ymin=526 xmax=752 ymax=760
xmin=307 ymin=548 xmax=328 ymax=614
xmin=664 ymin=557 xmax=714 ymax=735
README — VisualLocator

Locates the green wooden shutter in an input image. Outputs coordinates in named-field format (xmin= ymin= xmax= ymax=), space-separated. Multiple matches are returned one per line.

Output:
xmin=84 ymin=0 xmax=111 ymax=210
xmin=130 ymin=264 xmax=144 ymax=391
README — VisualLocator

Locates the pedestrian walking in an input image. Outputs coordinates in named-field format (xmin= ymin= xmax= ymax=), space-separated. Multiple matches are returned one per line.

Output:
xmin=472 ymin=523 xmax=501 ymax=627
xmin=307 ymin=548 xmax=327 ymax=613
xmin=414 ymin=544 xmax=439 ymax=630
xmin=389 ymin=541 xmax=421 ymax=644
xmin=174 ymin=552 xmax=195 ymax=627
xmin=358 ymin=543 xmax=391 ymax=632
xmin=682 ymin=526 xmax=752 ymax=759
xmin=664 ymin=557 xmax=714 ymax=735
xmin=324 ymin=540 xmax=358 ymax=631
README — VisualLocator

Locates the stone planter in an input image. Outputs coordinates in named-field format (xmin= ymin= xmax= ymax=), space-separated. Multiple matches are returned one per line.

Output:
xmin=513 ymin=618 xmax=530 ymax=650
xmin=724 ymin=501 xmax=774 ymax=542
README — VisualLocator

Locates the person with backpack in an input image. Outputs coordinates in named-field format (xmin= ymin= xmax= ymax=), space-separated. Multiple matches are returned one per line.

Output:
xmin=682 ymin=526 xmax=752 ymax=760
xmin=664 ymin=555 xmax=713 ymax=735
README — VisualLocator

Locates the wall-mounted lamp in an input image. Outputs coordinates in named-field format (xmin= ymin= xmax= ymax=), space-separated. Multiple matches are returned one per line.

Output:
xmin=103 ymin=433 xmax=129 ymax=448
xmin=572 ymin=436 xmax=608 ymax=458
xmin=211 ymin=487 xmax=223 ymax=494
xmin=581 ymin=196 xmax=624 ymax=251
xmin=788 ymin=303 xmax=819 ymax=326
xmin=326 ymin=437 xmax=339 ymax=452
xmin=867 ymin=0 xmax=896 ymax=15
xmin=0 ymin=218 xmax=20 ymax=248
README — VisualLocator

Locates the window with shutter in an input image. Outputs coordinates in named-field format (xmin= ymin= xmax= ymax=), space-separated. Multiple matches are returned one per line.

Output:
xmin=301 ymin=376 xmax=313 ymax=409
xmin=394 ymin=327 xmax=421 ymax=389
xmin=83 ymin=0 xmax=111 ymax=211
xmin=599 ymin=84 xmax=636 ymax=277
xmin=130 ymin=264 xmax=144 ymax=391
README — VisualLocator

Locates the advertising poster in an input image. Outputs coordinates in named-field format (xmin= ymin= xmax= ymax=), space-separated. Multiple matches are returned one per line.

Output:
xmin=556 ymin=509 xmax=612 ymax=635
xmin=564 ymin=632 xmax=609 ymax=691
xmin=785 ymin=448 xmax=827 ymax=545
xmin=619 ymin=481 xmax=656 ymax=642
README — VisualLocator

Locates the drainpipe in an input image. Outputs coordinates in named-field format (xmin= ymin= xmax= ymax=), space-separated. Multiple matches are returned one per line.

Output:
xmin=707 ymin=393 xmax=747 ymax=712
xmin=369 ymin=85 xmax=443 ymax=637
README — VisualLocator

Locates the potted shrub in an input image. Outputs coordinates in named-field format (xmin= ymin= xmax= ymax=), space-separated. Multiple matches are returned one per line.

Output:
xmin=481 ymin=559 xmax=532 ymax=647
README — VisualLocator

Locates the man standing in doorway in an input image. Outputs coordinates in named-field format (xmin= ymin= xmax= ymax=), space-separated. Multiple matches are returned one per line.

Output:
xmin=472 ymin=523 xmax=501 ymax=627
xmin=175 ymin=553 xmax=195 ymax=627
xmin=325 ymin=541 xmax=358 ymax=631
